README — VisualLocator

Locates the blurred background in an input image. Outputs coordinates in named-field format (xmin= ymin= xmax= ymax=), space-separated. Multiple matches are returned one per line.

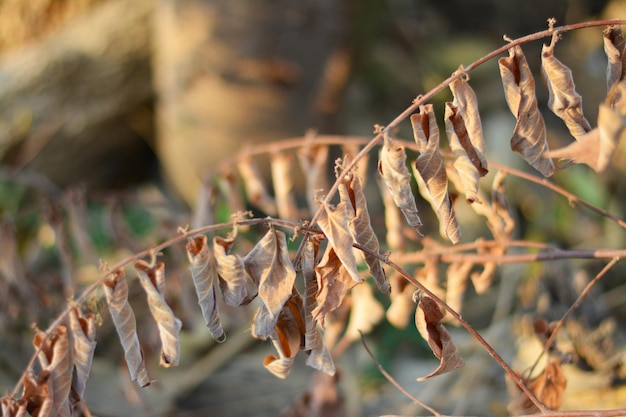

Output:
xmin=1 ymin=0 xmax=626 ymax=416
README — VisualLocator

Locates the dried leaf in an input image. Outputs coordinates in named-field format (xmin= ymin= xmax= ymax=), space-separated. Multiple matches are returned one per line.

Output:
xmin=604 ymin=25 xmax=626 ymax=91
xmin=508 ymin=361 xmax=567 ymax=414
xmin=317 ymin=201 xmax=362 ymax=284
xmin=237 ymin=155 xmax=277 ymax=215
xmin=215 ymin=167 xmax=245 ymax=215
xmin=378 ymin=133 xmax=422 ymax=231
xmin=263 ymin=296 xmax=305 ymax=379
xmin=386 ymin=274 xmax=415 ymax=328
xmin=103 ymin=268 xmax=150 ymax=386
xmin=449 ymin=69 xmax=488 ymax=173
xmin=312 ymin=245 xmax=359 ymax=326
xmin=443 ymin=261 xmax=474 ymax=323
xmin=213 ymin=235 xmax=251 ymax=307
xmin=302 ymin=239 xmax=336 ymax=375
xmin=21 ymin=372 xmax=51 ymax=417
xmin=192 ymin=174 xmax=215 ymax=229
xmin=342 ymin=143 xmax=370 ymax=184
xmin=244 ymin=227 xmax=297 ymax=319
xmin=445 ymin=102 xmax=484 ymax=202
xmin=68 ymin=307 xmax=97 ymax=409
xmin=376 ymin=174 xmax=405 ymax=250
xmin=411 ymin=104 xmax=461 ymax=243
xmin=33 ymin=327 xmax=71 ymax=417
xmin=414 ymin=295 xmax=464 ymax=381
xmin=187 ymin=235 xmax=226 ymax=341
xmin=135 ymin=260 xmax=183 ymax=367
xmin=297 ymin=144 xmax=329 ymax=214
xmin=339 ymin=171 xmax=389 ymax=292
xmin=343 ymin=281 xmax=385 ymax=341
xmin=542 ymin=35 xmax=592 ymax=139
xmin=1 ymin=396 xmax=28 ymax=417
xmin=271 ymin=152 xmax=299 ymax=221
xmin=499 ymin=44 xmax=555 ymax=176
xmin=545 ymin=86 xmax=626 ymax=173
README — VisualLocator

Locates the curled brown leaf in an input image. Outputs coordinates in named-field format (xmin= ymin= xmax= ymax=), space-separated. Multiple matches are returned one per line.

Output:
xmin=542 ymin=34 xmax=592 ymax=140
xmin=186 ymin=235 xmax=226 ymax=342
xmin=213 ymin=235 xmax=251 ymax=307
xmin=449 ymin=68 xmax=488 ymax=174
xmin=135 ymin=260 xmax=183 ymax=367
xmin=271 ymin=152 xmax=299 ymax=221
xmin=68 ymin=307 xmax=97 ymax=409
xmin=237 ymin=155 xmax=277 ymax=215
xmin=312 ymin=245 xmax=358 ymax=326
xmin=378 ymin=133 xmax=422 ymax=231
xmin=263 ymin=296 xmax=305 ymax=379
xmin=297 ymin=144 xmax=329 ymax=214
xmin=317 ymin=201 xmax=362 ymax=284
xmin=339 ymin=171 xmax=389 ymax=292
xmin=604 ymin=25 xmax=626 ymax=91
xmin=103 ymin=268 xmax=150 ymax=386
xmin=33 ymin=327 xmax=71 ymax=417
xmin=244 ymin=227 xmax=297 ymax=319
xmin=499 ymin=44 xmax=555 ymax=176
xmin=411 ymin=104 xmax=461 ymax=243
xmin=414 ymin=295 xmax=464 ymax=381
xmin=508 ymin=361 xmax=567 ymax=414
xmin=445 ymin=102 xmax=484 ymax=202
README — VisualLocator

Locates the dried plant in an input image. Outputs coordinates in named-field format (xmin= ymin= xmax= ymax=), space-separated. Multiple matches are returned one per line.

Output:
xmin=3 ymin=18 xmax=626 ymax=417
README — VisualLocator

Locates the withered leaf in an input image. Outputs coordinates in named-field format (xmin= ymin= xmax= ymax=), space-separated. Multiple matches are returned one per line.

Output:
xmin=376 ymin=174 xmax=405 ymax=250
xmin=343 ymin=281 xmax=385 ymax=341
xmin=33 ymin=327 xmax=71 ymax=417
xmin=445 ymin=102 xmax=485 ymax=202
xmin=237 ymin=155 xmax=277 ymax=215
xmin=1 ymin=396 xmax=29 ymax=417
xmin=443 ymin=261 xmax=474 ymax=324
xmin=312 ymin=245 xmax=358 ymax=326
xmin=411 ymin=104 xmax=461 ymax=243
xmin=297 ymin=144 xmax=329 ymax=214
xmin=317 ymin=201 xmax=362 ymax=284
xmin=21 ymin=372 xmax=51 ymax=417
xmin=378 ymin=133 xmax=422 ymax=231
xmin=270 ymin=152 xmax=299 ymax=221
xmin=604 ymin=25 xmax=626 ymax=91
xmin=186 ymin=235 xmax=226 ymax=342
xmin=414 ymin=295 xmax=464 ymax=381
xmin=302 ymin=239 xmax=336 ymax=375
xmin=546 ymin=91 xmax=626 ymax=173
xmin=508 ymin=361 xmax=567 ymax=414
xmin=68 ymin=307 xmax=97 ymax=408
xmin=542 ymin=35 xmax=592 ymax=139
xmin=244 ymin=227 xmax=297 ymax=319
xmin=263 ymin=296 xmax=305 ymax=379
xmin=213 ymin=235 xmax=250 ymax=307
xmin=338 ymin=171 xmax=389 ymax=292
xmin=386 ymin=274 xmax=415 ymax=329
xmin=103 ymin=268 xmax=150 ymax=386
xmin=449 ymin=68 xmax=488 ymax=173
xmin=499 ymin=44 xmax=555 ymax=177
xmin=135 ymin=260 xmax=183 ymax=367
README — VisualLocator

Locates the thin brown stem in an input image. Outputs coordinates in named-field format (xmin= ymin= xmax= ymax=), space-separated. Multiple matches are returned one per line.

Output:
xmin=359 ymin=331 xmax=443 ymax=417
xmin=528 ymin=257 xmax=621 ymax=378
xmin=354 ymin=244 xmax=549 ymax=412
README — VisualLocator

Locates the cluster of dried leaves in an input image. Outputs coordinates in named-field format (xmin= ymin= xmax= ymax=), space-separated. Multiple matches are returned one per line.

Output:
xmin=3 ymin=20 xmax=626 ymax=417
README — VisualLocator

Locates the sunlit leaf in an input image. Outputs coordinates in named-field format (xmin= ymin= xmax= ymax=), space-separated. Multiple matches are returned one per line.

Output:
xmin=604 ymin=25 xmax=626 ymax=91
xmin=135 ymin=261 xmax=183 ymax=367
xmin=103 ymin=268 xmax=151 ymax=386
xmin=414 ymin=295 xmax=464 ymax=381
xmin=68 ymin=307 xmax=97 ymax=409
xmin=213 ymin=235 xmax=251 ymax=307
xmin=186 ymin=235 xmax=226 ymax=342
xmin=244 ymin=228 xmax=297 ymax=319
xmin=499 ymin=44 xmax=554 ymax=176
xmin=541 ymin=34 xmax=592 ymax=139
xmin=33 ymin=327 xmax=71 ymax=417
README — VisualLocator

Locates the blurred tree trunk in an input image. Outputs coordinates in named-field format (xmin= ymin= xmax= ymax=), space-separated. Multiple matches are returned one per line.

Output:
xmin=153 ymin=0 xmax=346 ymax=204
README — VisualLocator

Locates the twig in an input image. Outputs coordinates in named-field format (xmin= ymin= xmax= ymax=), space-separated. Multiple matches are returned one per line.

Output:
xmin=358 ymin=331 xmax=442 ymax=417
xmin=353 ymin=243 xmax=549 ymax=412
xmin=528 ymin=256 xmax=621 ymax=378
